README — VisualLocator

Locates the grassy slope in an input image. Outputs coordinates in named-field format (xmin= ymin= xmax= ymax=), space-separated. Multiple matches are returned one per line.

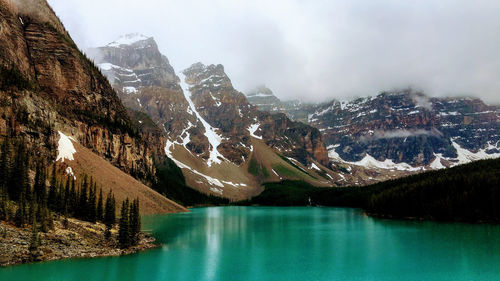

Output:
xmin=64 ymin=141 xmax=187 ymax=215
xmin=153 ymin=156 xmax=230 ymax=206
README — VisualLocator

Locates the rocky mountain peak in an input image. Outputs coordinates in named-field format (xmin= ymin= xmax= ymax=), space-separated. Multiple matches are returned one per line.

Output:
xmin=0 ymin=0 xmax=163 ymax=185
xmin=88 ymin=34 xmax=177 ymax=91
xmin=302 ymin=89 xmax=500 ymax=171
xmin=90 ymin=38 xmax=333 ymax=198
xmin=245 ymin=86 xmax=318 ymax=122
xmin=246 ymin=85 xmax=282 ymax=112
xmin=106 ymin=33 xmax=152 ymax=48
xmin=183 ymin=63 xmax=232 ymax=89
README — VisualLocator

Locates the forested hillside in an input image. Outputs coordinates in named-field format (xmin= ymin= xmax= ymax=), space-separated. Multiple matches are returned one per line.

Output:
xmin=244 ymin=158 xmax=500 ymax=222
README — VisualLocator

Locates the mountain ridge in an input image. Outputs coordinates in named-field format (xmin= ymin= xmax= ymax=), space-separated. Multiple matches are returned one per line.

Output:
xmin=0 ymin=0 xmax=185 ymax=213
xmin=89 ymin=36 xmax=337 ymax=199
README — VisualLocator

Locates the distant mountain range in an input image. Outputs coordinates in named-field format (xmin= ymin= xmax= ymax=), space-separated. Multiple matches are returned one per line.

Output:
xmin=2 ymin=0 xmax=499 ymax=206
xmin=245 ymin=87 xmax=500 ymax=178
xmin=87 ymin=33 xmax=500 ymax=193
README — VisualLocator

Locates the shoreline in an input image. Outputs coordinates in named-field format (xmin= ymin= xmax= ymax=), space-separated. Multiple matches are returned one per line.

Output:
xmin=0 ymin=217 xmax=158 ymax=268
xmin=364 ymin=211 xmax=500 ymax=225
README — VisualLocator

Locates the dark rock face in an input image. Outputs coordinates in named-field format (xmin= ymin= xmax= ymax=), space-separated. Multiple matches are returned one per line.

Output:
xmin=0 ymin=0 xmax=157 ymax=182
xmin=182 ymin=63 xmax=330 ymax=167
xmin=90 ymin=35 xmax=331 ymax=168
xmin=305 ymin=90 xmax=500 ymax=166
xmin=88 ymin=34 xmax=178 ymax=90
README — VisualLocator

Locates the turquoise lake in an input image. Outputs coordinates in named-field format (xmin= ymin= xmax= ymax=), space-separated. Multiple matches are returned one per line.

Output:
xmin=2 ymin=206 xmax=500 ymax=280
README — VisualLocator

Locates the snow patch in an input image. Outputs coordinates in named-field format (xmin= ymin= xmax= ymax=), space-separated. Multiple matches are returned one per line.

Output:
xmin=310 ymin=163 xmax=321 ymax=171
xmin=209 ymin=187 xmax=223 ymax=195
xmin=97 ymin=63 xmax=133 ymax=73
xmin=451 ymin=141 xmax=500 ymax=165
xmin=272 ymin=169 xmax=282 ymax=179
xmin=56 ymin=132 xmax=76 ymax=163
xmin=327 ymin=144 xmax=344 ymax=162
xmin=107 ymin=33 xmax=150 ymax=47
xmin=165 ymin=143 xmax=247 ymax=189
xmin=123 ymin=86 xmax=138 ymax=94
xmin=348 ymin=154 xmax=422 ymax=172
xmin=179 ymin=72 xmax=227 ymax=166
xmin=247 ymin=122 xmax=262 ymax=139
xmin=429 ymin=154 xmax=446 ymax=169
xmin=65 ymin=167 xmax=76 ymax=180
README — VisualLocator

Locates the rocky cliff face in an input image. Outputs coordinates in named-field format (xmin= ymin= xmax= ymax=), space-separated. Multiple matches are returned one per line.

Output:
xmin=0 ymin=0 xmax=158 ymax=183
xmin=180 ymin=62 xmax=330 ymax=167
xmin=90 ymin=37 xmax=331 ymax=168
xmin=89 ymin=37 xmax=333 ymax=198
xmin=305 ymin=90 xmax=500 ymax=169
xmin=247 ymin=85 xmax=500 ymax=185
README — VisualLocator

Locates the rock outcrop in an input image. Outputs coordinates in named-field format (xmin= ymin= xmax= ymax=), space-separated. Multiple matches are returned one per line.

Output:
xmin=303 ymin=90 xmax=500 ymax=169
xmin=89 ymin=36 xmax=333 ymax=198
xmin=0 ymin=0 xmax=165 ymax=185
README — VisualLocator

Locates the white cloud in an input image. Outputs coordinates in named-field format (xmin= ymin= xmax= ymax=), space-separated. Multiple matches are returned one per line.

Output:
xmin=47 ymin=0 xmax=500 ymax=104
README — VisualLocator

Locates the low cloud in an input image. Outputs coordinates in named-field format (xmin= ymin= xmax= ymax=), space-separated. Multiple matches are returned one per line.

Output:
xmin=411 ymin=94 xmax=433 ymax=110
xmin=360 ymin=128 xmax=443 ymax=142
xmin=46 ymin=0 xmax=500 ymax=104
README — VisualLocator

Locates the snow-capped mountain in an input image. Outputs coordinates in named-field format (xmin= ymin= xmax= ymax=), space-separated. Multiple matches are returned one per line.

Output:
xmin=0 ymin=6 xmax=184 ymax=213
xmin=299 ymin=90 xmax=500 ymax=171
xmin=89 ymin=37 xmax=337 ymax=199
xmin=88 ymin=33 xmax=178 ymax=92
xmin=247 ymin=86 xmax=500 ymax=184
xmin=246 ymin=86 xmax=283 ymax=112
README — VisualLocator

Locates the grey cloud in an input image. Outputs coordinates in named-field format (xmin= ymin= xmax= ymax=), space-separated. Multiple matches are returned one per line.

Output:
xmin=360 ymin=128 xmax=443 ymax=142
xmin=46 ymin=0 xmax=500 ymax=104
xmin=411 ymin=94 xmax=433 ymax=110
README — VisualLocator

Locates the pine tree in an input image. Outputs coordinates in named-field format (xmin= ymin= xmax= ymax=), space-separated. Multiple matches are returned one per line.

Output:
xmin=0 ymin=197 xmax=7 ymax=221
xmin=8 ymin=140 xmax=28 ymax=201
xmin=87 ymin=184 xmax=97 ymax=223
xmin=56 ymin=180 xmax=64 ymax=214
xmin=78 ymin=176 xmax=88 ymax=219
xmin=29 ymin=218 xmax=39 ymax=253
xmin=28 ymin=195 xmax=36 ymax=227
xmin=103 ymin=190 xmax=116 ymax=237
xmin=14 ymin=194 xmax=27 ymax=227
xmin=69 ymin=179 xmax=76 ymax=216
xmin=96 ymin=189 xmax=103 ymax=222
xmin=63 ymin=177 xmax=71 ymax=215
xmin=0 ymin=137 xmax=11 ymax=198
xmin=39 ymin=203 xmax=49 ymax=233
xmin=48 ymin=163 xmax=58 ymax=211
xmin=118 ymin=199 xmax=130 ymax=248
xmin=129 ymin=198 xmax=141 ymax=245
xmin=47 ymin=183 xmax=57 ymax=212
xmin=33 ymin=162 xmax=47 ymax=204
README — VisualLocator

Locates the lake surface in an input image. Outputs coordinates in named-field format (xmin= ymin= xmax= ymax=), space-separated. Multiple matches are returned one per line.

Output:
xmin=2 ymin=207 xmax=500 ymax=280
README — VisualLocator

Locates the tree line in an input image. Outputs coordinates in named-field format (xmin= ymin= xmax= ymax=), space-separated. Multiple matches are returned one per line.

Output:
xmin=0 ymin=136 xmax=141 ymax=250
xmin=242 ymin=157 xmax=500 ymax=223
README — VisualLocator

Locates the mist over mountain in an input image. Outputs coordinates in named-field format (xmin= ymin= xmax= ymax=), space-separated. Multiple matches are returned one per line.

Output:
xmin=48 ymin=0 xmax=500 ymax=104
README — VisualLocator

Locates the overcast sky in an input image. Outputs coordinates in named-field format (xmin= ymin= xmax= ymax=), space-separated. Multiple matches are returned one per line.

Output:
xmin=47 ymin=0 xmax=500 ymax=103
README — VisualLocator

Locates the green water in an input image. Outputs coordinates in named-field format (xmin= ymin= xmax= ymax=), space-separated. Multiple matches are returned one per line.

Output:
xmin=2 ymin=207 xmax=500 ymax=280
